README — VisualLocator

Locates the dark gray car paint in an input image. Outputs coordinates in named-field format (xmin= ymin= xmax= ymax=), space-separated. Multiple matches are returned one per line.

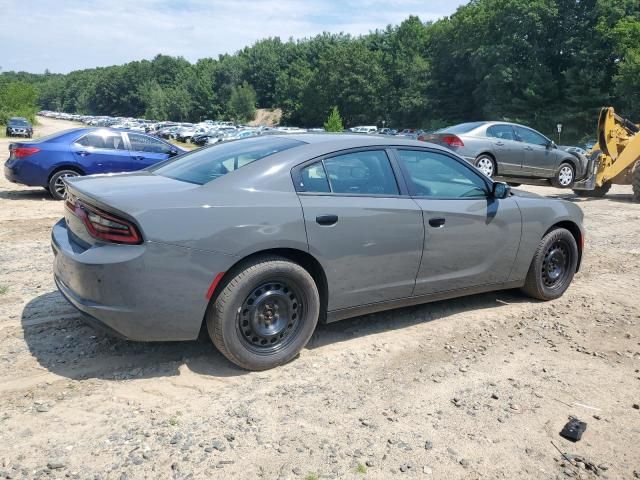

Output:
xmin=53 ymin=134 xmax=584 ymax=341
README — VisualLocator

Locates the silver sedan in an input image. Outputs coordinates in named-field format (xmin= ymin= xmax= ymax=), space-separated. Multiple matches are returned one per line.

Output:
xmin=53 ymin=134 xmax=584 ymax=370
xmin=423 ymin=121 xmax=587 ymax=188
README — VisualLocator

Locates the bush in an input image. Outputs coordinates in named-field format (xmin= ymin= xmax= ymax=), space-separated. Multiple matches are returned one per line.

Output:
xmin=0 ymin=80 xmax=38 ymax=125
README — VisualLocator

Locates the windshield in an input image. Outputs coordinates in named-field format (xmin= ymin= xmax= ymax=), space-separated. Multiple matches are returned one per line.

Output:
xmin=9 ymin=119 xmax=29 ymax=126
xmin=438 ymin=122 xmax=486 ymax=134
xmin=151 ymin=136 xmax=305 ymax=185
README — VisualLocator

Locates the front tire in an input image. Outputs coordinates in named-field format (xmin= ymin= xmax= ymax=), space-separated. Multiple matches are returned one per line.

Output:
xmin=553 ymin=163 xmax=575 ymax=188
xmin=48 ymin=169 xmax=81 ymax=200
xmin=475 ymin=155 xmax=496 ymax=177
xmin=206 ymin=256 xmax=320 ymax=371
xmin=521 ymin=228 xmax=578 ymax=301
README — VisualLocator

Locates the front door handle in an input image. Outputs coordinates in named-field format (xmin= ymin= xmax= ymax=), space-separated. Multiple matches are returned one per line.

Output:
xmin=133 ymin=155 xmax=145 ymax=161
xmin=77 ymin=151 xmax=90 ymax=157
xmin=316 ymin=214 xmax=338 ymax=226
xmin=428 ymin=217 xmax=446 ymax=228
xmin=494 ymin=141 xmax=505 ymax=146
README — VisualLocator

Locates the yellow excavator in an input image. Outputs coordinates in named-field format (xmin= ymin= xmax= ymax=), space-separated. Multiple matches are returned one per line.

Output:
xmin=572 ymin=107 xmax=640 ymax=201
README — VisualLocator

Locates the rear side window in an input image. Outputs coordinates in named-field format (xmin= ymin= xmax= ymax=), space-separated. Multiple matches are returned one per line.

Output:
xmin=76 ymin=132 xmax=125 ymax=150
xmin=152 ymin=136 xmax=304 ymax=185
xmin=299 ymin=162 xmax=330 ymax=192
xmin=324 ymin=151 xmax=398 ymax=195
xmin=397 ymin=149 xmax=488 ymax=198
xmin=486 ymin=124 xmax=516 ymax=141
xmin=128 ymin=133 xmax=173 ymax=154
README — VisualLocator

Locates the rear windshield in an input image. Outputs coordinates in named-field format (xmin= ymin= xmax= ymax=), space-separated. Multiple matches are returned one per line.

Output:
xmin=438 ymin=122 xmax=486 ymax=134
xmin=151 ymin=136 xmax=305 ymax=185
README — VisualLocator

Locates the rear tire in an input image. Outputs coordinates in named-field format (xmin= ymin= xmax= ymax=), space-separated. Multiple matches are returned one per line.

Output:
xmin=521 ymin=228 xmax=578 ymax=301
xmin=206 ymin=256 xmax=320 ymax=371
xmin=573 ymin=181 xmax=611 ymax=198
xmin=48 ymin=169 xmax=81 ymax=200
xmin=475 ymin=155 xmax=496 ymax=177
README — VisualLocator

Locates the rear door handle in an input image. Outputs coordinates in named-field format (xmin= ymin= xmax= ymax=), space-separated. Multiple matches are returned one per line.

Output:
xmin=428 ymin=217 xmax=446 ymax=228
xmin=316 ymin=214 xmax=338 ymax=226
xmin=133 ymin=155 xmax=146 ymax=161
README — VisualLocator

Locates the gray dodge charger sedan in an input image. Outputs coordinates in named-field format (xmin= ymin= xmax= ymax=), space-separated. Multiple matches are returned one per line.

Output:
xmin=53 ymin=134 xmax=584 ymax=370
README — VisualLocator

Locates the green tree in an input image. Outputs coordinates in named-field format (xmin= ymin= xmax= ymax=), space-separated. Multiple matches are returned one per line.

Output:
xmin=0 ymin=80 xmax=38 ymax=124
xmin=323 ymin=106 xmax=344 ymax=132
xmin=227 ymin=81 xmax=257 ymax=123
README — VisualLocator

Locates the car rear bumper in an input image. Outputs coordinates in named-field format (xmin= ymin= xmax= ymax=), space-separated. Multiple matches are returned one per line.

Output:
xmin=4 ymin=159 xmax=48 ymax=187
xmin=51 ymin=218 xmax=236 ymax=341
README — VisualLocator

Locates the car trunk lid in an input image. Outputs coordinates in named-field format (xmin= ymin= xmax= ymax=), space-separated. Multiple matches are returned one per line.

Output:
xmin=63 ymin=171 xmax=199 ymax=246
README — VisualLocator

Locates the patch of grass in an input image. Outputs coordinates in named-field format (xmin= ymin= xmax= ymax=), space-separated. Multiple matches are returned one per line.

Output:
xmin=168 ymin=416 xmax=179 ymax=426
xmin=0 ymin=285 xmax=8 ymax=295
xmin=356 ymin=463 xmax=367 ymax=474
xmin=304 ymin=474 xmax=319 ymax=480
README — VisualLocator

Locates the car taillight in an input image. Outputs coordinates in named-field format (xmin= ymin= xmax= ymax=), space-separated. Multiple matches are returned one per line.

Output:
xmin=441 ymin=135 xmax=464 ymax=147
xmin=12 ymin=147 xmax=40 ymax=158
xmin=65 ymin=199 xmax=142 ymax=245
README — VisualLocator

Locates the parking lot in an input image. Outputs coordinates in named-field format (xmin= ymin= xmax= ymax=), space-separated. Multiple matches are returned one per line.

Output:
xmin=0 ymin=117 xmax=639 ymax=479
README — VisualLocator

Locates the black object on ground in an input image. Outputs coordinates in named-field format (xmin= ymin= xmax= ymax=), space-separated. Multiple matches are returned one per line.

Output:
xmin=560 ymin=417 xmax=587 ymax=442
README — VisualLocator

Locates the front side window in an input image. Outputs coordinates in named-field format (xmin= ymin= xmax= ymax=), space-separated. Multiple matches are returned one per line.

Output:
xmin=486 ymin=124 xmax=516 ymax=141
xmin=396 ymin=149 xmax=488 ymax=198
xmin=76 ymin=132 xmax=125 ymax=150
xmin=128 ymin=133 xmax=173 ymax=154
xmin=514 ymin=126 xmax=548 ymax=146
xmin=323 ymin=150 xmax=398 ymax=195
xmin=152 ymin=136 xmax=304 ymax=185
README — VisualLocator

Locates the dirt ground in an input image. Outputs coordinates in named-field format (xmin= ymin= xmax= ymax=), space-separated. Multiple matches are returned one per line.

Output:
xmin=0 ymin=117 xmax=638 ymax=480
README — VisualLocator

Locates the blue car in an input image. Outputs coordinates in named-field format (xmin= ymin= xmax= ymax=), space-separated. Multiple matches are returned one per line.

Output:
xmin=4 ymin=128 xmax=184 ymax=199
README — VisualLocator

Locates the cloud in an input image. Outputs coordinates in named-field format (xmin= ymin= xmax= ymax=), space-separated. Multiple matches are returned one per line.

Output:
xmin=0 ymin=0 xmax=465 ymax=73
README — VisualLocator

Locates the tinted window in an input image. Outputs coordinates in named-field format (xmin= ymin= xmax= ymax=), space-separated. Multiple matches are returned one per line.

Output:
xmin=152 ymin=136 xmax=304 ymax=185
xmin=323 ymin=150 xmax=398 ymax=195
xmin=299 ymin=162 xmax=330 ymax=192
xmin=128 ymin=133 xmax=173 ymax=154
xmin=486 ymin=124 xmax=516 ymax=141
xmin=397 ymin=149 xmax=488 ymax=198
xmin=438 ymin=122 xmax=485 ymax=134
xmin=76 ymin=132 xmax=125 ymax=150
xmin=514 ymin=126 xmax=548 ymax=146
xmin=9 ymin=119 xmax=29 ymax=126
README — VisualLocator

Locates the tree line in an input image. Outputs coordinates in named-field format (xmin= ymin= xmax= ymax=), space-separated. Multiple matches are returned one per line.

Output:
xmin=2 ymin=0 xmax=639 ymax=143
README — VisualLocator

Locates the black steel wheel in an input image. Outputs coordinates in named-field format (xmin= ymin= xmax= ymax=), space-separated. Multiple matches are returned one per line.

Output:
xmin=521 ymin=228 xmax=578 ymax=300
xmin=237 ymin=280 xmax=305 ymax=354
xmin=207 ymin=256 xmax=320 ymax=370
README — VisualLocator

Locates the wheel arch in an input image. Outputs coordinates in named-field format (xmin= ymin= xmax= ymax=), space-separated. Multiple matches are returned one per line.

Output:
xmin=47 ymin=164 xmax=85 ymax=183
xmin=202 ymin=248 xmax=329 ymax=336
xmin=545 ymin=221 xmax=583 ymax=272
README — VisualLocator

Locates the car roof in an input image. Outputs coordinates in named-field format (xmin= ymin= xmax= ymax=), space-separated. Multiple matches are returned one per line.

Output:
xmin=269 ymin=132 xmax=430 ymax=147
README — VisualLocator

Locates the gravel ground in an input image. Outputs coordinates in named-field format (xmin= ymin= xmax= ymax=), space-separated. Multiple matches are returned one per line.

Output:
xmin=0 ymin=117 xmax=639 ymax=480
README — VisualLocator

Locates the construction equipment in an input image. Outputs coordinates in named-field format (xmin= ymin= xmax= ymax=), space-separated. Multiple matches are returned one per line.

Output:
xmin=572 ymin=107 xmax=640 ymax=201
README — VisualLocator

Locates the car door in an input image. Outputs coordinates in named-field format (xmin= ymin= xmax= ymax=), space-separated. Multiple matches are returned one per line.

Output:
xmin=393 ymin=148 xmax=521 ymax=295
xmin=72 ymin=131 xmax=130 ymax=173
xmin=485 ymin=124 xmax=523 ymax=175
xmin=125 ymin=132 xmax=178 ymax=169
xmin=514 ymin=126 xmax=557 ymax=177
xmin=294 ymin=149 xmax=424 ymax=311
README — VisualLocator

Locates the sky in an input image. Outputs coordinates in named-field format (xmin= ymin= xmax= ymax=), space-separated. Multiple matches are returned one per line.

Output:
xmin=0 ymin=0 xmax=466 ymax=74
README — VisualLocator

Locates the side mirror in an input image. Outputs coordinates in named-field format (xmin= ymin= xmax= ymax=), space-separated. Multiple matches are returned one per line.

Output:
xmin=492 ymin=182 xmax=511 ymax=199
xmin=169 ymin=148 xmax=179 ymax=157
xmin=547 ymin=140 xmax=556 ymax=149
